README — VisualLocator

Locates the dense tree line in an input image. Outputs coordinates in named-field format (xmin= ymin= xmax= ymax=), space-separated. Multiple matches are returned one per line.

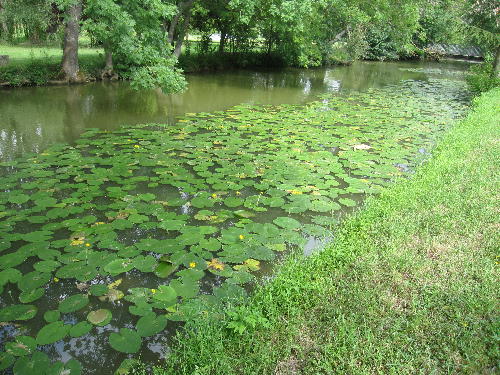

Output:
xmin=0 ymin=0 xmax=497 ymax=91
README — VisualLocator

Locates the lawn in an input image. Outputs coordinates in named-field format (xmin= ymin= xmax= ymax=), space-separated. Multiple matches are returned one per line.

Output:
xmin=0 ymin=44 xmax=101 ymax=64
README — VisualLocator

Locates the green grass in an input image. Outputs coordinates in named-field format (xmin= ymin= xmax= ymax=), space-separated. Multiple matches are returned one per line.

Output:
xmin=0 ymin=44 xmax=103 ymax=86
xmin=0 ymin=44 xmax=101 ymax=64
xmin=158 ymin=88 xmax=500 ymax=374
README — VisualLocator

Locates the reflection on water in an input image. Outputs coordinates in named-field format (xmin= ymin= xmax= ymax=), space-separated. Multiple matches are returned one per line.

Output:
xmin=0 ymin=60 xmax=471 ymax=161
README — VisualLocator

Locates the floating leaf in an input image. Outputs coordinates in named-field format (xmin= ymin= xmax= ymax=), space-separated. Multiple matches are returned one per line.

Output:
xmin=224 ymin=197 xmax=244 ymax=208
xmin=154 ymin=262 xmax=177 ymax=278
xmin=5 ymin=336 xmax=36 ymax=357
xmin=18 ymin=272 xmax=51 ymax=292
xmin=0 ymin=268 xmax=22 ymax=286
xmin=109 ymin=328 xmax=141 ymax=354
xmin=273 ymin=217 xmax=301 ymax=230
xmin=103 ymin=259 xmax=133 ymax=275
xmin=19 ymin=288 xmax=45 ymax=303
xmin=0 ymin=352 xmax=15 ymax=370
xmin=87 ymin=309 xmax=112 ymax=326
xmin=8 ymin=193 xmax=30 ymax=204
xmin=339 ymin=197 xmax=357 ymax=207
xmin=36 ymin=321 xmax=70 ymax=345
xmin=58 ymin=294 xmax=89 ymax=313
xmin=152 ymin=285 xmax=177 ymax=305
xmin=136 ymin=313 xmax=168 ymax=337
xmin=89 ymin=284 xmax=108 ymax=296
xmin=44 ymin=310 xmax=60 ymax=323
xmin=234 ymin=259 xmax=260 ymax=272
xmin=0 ymin=305 xmax=37 ymax=322
xmin=33 ymin=260 xmax=60 ymax=273
xmin=13 ymin=351 xmax=50 ymax=375
xmin=69 ymin=321 xmax=93 ymax=338
xmin=191 ymin=196 xmax=214 ymax=208
xmin=115 ymin=359 xmax=142 ymax=375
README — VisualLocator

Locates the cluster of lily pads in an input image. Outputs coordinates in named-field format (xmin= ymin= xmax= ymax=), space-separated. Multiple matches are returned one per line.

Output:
xmin=0 ymin=78 xmax=468 ymax=374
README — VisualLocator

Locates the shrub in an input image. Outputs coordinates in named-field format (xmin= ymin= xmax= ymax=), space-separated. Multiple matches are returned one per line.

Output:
xmin=466 ymin=59 xmax=500 ymax=95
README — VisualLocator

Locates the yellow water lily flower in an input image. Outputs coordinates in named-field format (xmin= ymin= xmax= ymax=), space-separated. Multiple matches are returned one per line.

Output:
xmin=207 ymin=258 xmax=225 ymax=271
xmin=53 ymin=277 xmax=59 ymax=282
xmin=151 ymin=289 xmax=157 ymax=294
xmin=189 ymin=262 xmax=197 ymax=268
xmin=239 ymin=234 xmax=245 ymax=240
xmin=211 ymin=193 xmax=217 ymax=198
xmin=85 ymin=243 xmax=91 ymax=247
xmin=134 ymin=145 xmax=140 ymax=148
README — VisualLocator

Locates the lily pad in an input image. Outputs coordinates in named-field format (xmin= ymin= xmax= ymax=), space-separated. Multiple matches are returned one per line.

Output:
xmin=13 ymin=351 xmax=50 ymax=375
xmin=224 ymin=197 xmax=244 ymax=208
xmin=36 ymin=321 xmax=70 ymax=345
xmin=44 ymin=310 xmax=60 ymax=323
xmin=18 ymin=272 xmax=50 ymax=293
xmin=0 ymin=352 xmax=15 ymax=371
xmin=5 ymin=336 xmax=36 ymax=356
xmin=152 ymin=285 xmax=177 ymax=305
xmin=0 ymin=305 xmax=37 ymax=322
xmin=89 ymin=284 xmax=108 ymax=296
xmin=273 ymin=217 xmax=301 ymax=230
xmin=87 ymin=309 xmax=112 ymax=326
xmin=109 ymin=328 xmax=141 ymax=354
xmin=154 ymin=262 xmax=177 ymax=278
xmin=69 ymin=321 xmax=93 ymax=338
xmin=19 ymin=288 xmax=45 ymax=303
xmin=103 ymin=259 xmax=133 ymax=275
xmin=58 ymin=294 xmax=89 ymax=313
xmin=136 ymin=313 xmax=168 ymax=337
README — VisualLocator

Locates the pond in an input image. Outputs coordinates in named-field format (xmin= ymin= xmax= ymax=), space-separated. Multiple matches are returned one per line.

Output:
xmin=0 ymin=60 xmax=470 ymax=161
xmin=0 ymin=60 xmax=471 ymax=374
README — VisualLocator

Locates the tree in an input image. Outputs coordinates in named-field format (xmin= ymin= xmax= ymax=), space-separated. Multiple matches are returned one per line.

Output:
xmin=61 ymin=0 xmax=83 ymax=82
xmin=84 ymin=0 xmax=187 ymax=92
xmin=463 ymin=0 xmax=499 ymax=75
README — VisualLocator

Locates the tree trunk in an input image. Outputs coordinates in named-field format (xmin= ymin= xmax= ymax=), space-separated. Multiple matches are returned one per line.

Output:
xmin=0 ymin=0 xmax=8 ymax=38
xmin=105 ymin=45 xmax=113 ymax=71
xmin=173 ymin=5 xmax=193 ymax=58
xmin=101 ymin=44 xmax=115 ymax=79
xmin=167 ymin=13 xmax=181 ymax=45
xmin=219 ymin=31 xmax=227 ymax=53
xmin=62 ymin=1 xmax=82 ymax=82
xmin=493 ymin=44 xmax=500 ymax=78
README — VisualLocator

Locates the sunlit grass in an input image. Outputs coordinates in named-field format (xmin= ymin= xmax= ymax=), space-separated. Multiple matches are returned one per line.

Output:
xmin=0 ymin=44 xmax=102 ymax=64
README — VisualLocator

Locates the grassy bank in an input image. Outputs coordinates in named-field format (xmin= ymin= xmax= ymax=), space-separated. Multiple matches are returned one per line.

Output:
xmin=0 ymin=45 xmax=285 ymax=86
xmin=157 ymin=88 xmax=499 ymax=374
xmin=0 ymin=44 xmax=103 ymax=86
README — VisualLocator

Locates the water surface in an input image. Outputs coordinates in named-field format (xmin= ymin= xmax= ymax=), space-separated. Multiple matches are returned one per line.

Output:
xmin=0 ymin=60 xmax=469 ymax=161
xmin=0 ymin=60 xmax=471 ymax=374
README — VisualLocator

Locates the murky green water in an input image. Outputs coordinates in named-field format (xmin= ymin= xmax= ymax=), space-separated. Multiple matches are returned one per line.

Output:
xmin=0 ymin=60 xmax=470 ymax=161
xmin=0 ymin=60 xmax=471 ymax=374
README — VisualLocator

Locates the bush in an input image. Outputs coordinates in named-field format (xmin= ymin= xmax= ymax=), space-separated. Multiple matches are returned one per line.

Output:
xmin=466 ymin=60 xmax=500 ymax=95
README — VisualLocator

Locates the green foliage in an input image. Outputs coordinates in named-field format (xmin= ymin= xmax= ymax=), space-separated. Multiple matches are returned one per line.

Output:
xmin=84 ymin=0 xmax=186 ymax=92
xmin=466 ymin=60 xmax=500 ymax=95
xmin=226 ymin=305 xmax=269 ymax=334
